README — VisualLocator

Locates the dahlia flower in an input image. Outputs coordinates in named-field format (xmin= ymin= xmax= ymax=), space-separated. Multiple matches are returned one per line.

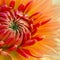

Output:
xmin=0 ymin=0 xmax=60 ymax=60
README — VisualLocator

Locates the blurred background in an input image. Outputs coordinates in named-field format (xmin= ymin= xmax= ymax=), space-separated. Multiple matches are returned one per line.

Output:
xmin=53 ymin=0 xmax=60 ymax=5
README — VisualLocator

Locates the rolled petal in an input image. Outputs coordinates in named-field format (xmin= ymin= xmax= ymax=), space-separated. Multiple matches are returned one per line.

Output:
xmin=18 ymin=4 xmax=25 ymax=12
xmin=9 ymin=0 xmax=15 ymax=8
xmin=16 ymin=48 xmax=29 ymax=58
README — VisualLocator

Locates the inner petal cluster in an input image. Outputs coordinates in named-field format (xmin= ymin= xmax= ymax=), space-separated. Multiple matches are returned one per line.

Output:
xmin=0 ymin=0 xmax=46 ymax=58
xmin=0 ymin=8 xmax=32 ymax=50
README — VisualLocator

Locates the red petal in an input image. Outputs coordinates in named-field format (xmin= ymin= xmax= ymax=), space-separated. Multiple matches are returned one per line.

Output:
xmin=32 ymin=23 xmax=41 ymax=34
xmin=12 ymin=31 xmax=23 ymax=48
xmin=0 ymin=17 xmax=7 ymax=22
xmin=23 ymin=31 xmax=31 ymax=43
xmin=33 ymin=19 xmax=51 ymax=30
xmin=18 ymin=4 xmax=25 ymax=12
xmin=32 ymin=28 xmax=37 ymax=34
xmin=41 ymin=19 xmax=51 ymax=25
xmin=5 ymin=37 xmax=14 ymax=44
xmin=0 ymin=5 xmax=11 ymax=12
xmin=24 ymin=1 xmax=32 ymax=11
xmin=8 ymin=10 xmax=14 ymax=19
xmin=22 ymin=49 xmax=42 ymax=58
xmin=0 ymin=12 xmax=7 ymax=18
xmin=16 ymin=49 xmax=29 ymax=58
xmin=5 ymin=11 xmax=13 ymax=21
xmin=8 ymin=31 xmax=22 ymax=51
xmin=22 ymin=14 xmax=29 ymax=20
xmin=8 ymin=31 xmax=23 ymax=51
xmin=30 ymin=24 xmax=33 ymax=31
xmin=14 ymin=10 xmax=23 ymax=18
xmin=32 ymin=37 xmax=43 ymax=41
xmin=22 ymin=39 xmax=37 ymax=47
xmin=0 ymin=29 xmax=6 ymax=35
xmin=32 ymin=19 xmax=50 ymax=34
xmin=29 ymin=12 xmax=40 ymax=18
xmin=20 ymin=25 xmax=31 ymax=43
xmin=0 ymin=25 xmax=7 ymax=30
xmin=4 ymin=31 xmax=15 ymax=46
xmin=33 ymin=22 xmax=41 ymax=28
xmin=9 ymin=0 xmax=15 ymax=8
xmin=29 ymin=19 xmax=33 ymax=24
xmin=8 ymin=45 xmax=17 ymax=51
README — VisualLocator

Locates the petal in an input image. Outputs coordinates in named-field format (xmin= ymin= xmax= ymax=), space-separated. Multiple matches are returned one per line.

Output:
xmin=16 ymin=48 xmax=29 ymax=58
xmin=18 ymin=4 xmax=25 ymax=12
xmin=22 ymin=39 xmax=37 ymax=47
xmin=24 ymin=1 xmax=33 ymax=13
xmin=9 ymin=0 xmax=15 ymax=8
xmin=0 ymin=5 xmax=11 ymax=12
xmin=29 ymin=12 xmax=40 ymax=18
xmin=21 ymin=48 xmax=42 ymax=58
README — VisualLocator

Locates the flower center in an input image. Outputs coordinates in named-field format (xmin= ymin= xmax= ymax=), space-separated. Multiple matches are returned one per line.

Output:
xmin=10 ymin=22 xmax=19 ymax=30
xmin=0 ymin=4 xmax=32 ymax=51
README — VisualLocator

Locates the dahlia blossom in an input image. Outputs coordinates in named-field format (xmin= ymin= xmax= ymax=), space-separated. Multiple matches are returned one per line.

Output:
xmin=0 ymin=0 xmax=60 ymax=60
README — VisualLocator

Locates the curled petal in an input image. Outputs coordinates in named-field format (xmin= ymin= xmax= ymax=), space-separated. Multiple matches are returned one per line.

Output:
xmin=8 ymin=45 xmax=17 ymax=51
xmin=9 ymin=0 xmax=15 ymax=8
xmin=0 ymin=12 xmax=7 ymax=18
xmin=41 ymin=19 xmax=51 ymax=25
xmin=33 ymin=22 xmax=41 ymax=29
xmin=16 ymin=48 xmax=29 ymax=58
xmin=22 ymin=37 xmax=43 ymax=47
xmin=22 ymin=49 xmax=42 ymax=58
xmin=18 ymin=4 xmax=25 ymax=12
xmin=22 ymin=39 xmax=37 ymax=47
xmin=0 ymin=5 xmax=11 ymax=11
xmin=29 ymin=12 xmax=40 ymax=18
xmin=17 ymin=48 xmax=42 ymax=58
xmin=32 ymin=37 xmax=43 ymax=41
xmin=24 ymin=1 xmax=33 ymax=13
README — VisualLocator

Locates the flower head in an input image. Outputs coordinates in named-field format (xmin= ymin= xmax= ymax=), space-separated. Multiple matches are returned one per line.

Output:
xmin=0 ymin=0 xmax=60 ymax=60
